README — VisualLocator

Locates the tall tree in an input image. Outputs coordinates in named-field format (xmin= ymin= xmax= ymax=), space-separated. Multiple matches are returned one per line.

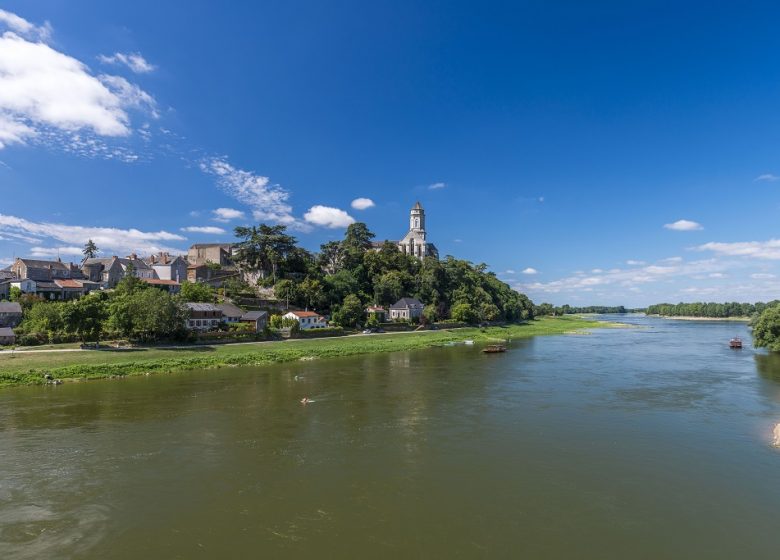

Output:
xmin=234 ymin=224 xmax=297 ymax=284
xmin=82 ymin=239 xmax=99 ymax=260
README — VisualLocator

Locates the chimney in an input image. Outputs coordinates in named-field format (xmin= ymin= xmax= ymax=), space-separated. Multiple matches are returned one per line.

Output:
xmin=130 ymin=253 xmax=137 ymax=260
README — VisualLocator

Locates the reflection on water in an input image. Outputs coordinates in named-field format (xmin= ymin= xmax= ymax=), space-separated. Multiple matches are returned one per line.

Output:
xmin=1 ymin=315 xmax=780 ymax=559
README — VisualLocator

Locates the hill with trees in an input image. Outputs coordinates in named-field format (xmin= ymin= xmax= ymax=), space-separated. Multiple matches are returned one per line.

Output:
xmin=646 ymin=301 xmax=780 ymax=319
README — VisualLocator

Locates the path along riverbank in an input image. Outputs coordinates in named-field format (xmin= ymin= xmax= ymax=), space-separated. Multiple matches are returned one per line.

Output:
xmin=0 ymin=316 xmax=620 ymax=387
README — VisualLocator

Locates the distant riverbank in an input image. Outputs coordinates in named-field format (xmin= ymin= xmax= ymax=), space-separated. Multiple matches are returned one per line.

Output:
xmin=0 ymin=316 xmax=619 ymax=387
xmin=646 ymin=314 xmax=751 ymax=322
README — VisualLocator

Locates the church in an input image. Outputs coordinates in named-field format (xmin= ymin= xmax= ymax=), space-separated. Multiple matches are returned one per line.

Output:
xmin=374 ymin=202 xmax=439 ymax=260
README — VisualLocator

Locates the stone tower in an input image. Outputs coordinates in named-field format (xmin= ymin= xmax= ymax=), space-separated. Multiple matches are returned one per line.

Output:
xmin=398 ymin=202 xmax=438 ymax=260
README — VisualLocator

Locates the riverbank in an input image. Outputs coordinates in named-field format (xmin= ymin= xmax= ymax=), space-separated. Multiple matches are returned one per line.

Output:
xmin=0 ymin=316 xmax=618 ymax=387
xmin=647 ymin=314 xmax=751 ymax=322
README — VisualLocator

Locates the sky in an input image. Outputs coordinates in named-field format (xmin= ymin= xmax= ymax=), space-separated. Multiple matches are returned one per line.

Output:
xmin=1 ymin=1 xmax=780 ymax=307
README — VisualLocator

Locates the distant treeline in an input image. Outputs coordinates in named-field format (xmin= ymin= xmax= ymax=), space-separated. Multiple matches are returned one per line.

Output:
xmin=535 ymin=304 xmax=637 ymax=316
xmin=646 ymin=301 xmax=780 ymax=318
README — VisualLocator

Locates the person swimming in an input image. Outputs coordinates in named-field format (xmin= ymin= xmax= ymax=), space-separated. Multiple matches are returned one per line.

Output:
xmin=301 ymin=397 xmax=311 ymax=405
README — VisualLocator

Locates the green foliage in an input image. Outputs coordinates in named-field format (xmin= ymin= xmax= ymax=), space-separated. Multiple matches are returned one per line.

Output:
xmin=108 ymin=289 xmax=188 ymax=342
xmin=114 ymin=270 xmax=146 ymax=295
xmin=451 ymin=302 xmax=477 ymax=324
xmin=9 ymin=286 xmax=21 ymax=302
xmin=752 ymin=305 xmax=780 ymax=351
xmin=269 ymin=314 xmax=299 ymax=329
xmin=273 ymin=279 xmax=297 ymax=303
xmin=331 ymin=294 xmax=364 ymax=328
xmin=233 ymin=224 xmax=299 ymax=283
xmin=22 ymin=301 xmax=66 ymax=333
xmin=646 ymin=301 xmax=777 ymax=318
xmin=422 ymin=304 xmax=438 ymax=324
xmin=62 ymin=294 xmax=107 ymax=343
xmin=179 ymin=281 xmax=215 ymax=303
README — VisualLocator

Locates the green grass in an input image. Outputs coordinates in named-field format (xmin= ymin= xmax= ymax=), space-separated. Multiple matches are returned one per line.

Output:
xmin=0 ymin=316 xmax=617 ymax=387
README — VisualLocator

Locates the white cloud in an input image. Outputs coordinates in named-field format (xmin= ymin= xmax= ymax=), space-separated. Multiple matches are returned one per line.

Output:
xmin=755 ymin=173 xmax=779 ymax=182
xmin=180 ymin=226 xmax=226 ymax=234
xmin=591 ymin=268 xmax=604 ymax=274
xmin=504 ymin=269 xmax=516 ymax=275
xmin=0 ymin=17 xmax=156 ymax=150
xmin=200 ymin=157 xmax=298 ymax=226
xmin=351 ymin=197 xmax=375 ymax=210
xmin=626 ymin=260 xmax=646 ymax=266
xmin=211 ymin=207 xmax=246 ymax=222
xmin=303 ymin=205 xmax=355 ymax=228
xmin=98 ymin=52 xmax=155 ymax=74
xmin=428 ymin=182 xmax=446 ymax=190
xmin=664 ymin=219 xmax=703 ymax=231
xmin=30 ymin=246 xmax=82 ymax=257
xmin=750 ymin=273 xmax=776 ymax=279
xmin=709 ymin=272 xmax=726 ymax=279
xmin=0 ymin=213 xmax=185 ymax=256
xmin=189 ymin=210 xmax=201 ymax=217
xmin=0 ymin=9 xmax=51 ymax=42
xmin=522 ymin=267 xmax=538 ymax=275
xmin=696 ymin=239 xmax=780 ymax=260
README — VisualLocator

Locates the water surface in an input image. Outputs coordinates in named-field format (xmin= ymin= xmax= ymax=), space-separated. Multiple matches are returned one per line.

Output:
xmin=1 ymin=315 xmax=779 ymax=559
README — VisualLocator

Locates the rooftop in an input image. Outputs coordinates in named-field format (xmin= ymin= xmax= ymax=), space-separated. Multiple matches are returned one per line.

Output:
xmin=0 ymin=327 xmax=15 ymax=337
xmin=216 ymin=302 xmax=245 ymax=317
xmin=390 ymin=297 xmax=424 ymax=309
xmin=287 ymin=310 xmax=323 ymax=318
xmin=184 ymin=302 xmax=221 ymax=312
xmin=0 ymin=302 xmax=22 ymax=314
xmin=241 ymin=310 xmax=267 ymax=321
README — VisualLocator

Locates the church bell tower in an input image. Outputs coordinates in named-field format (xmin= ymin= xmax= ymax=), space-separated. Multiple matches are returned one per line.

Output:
xmin=410 ymin=201 xmax=425 ymax=234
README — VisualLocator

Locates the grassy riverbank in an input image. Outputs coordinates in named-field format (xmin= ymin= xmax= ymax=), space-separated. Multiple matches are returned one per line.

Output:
xmin=0 ymin=316 xmax=617 ymax=387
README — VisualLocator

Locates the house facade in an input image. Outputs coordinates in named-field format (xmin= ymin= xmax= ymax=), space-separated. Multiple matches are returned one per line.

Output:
xmin=0 ymin=327 xmax=15 ymax=346
xmin=240 ymin=310 xmax=268 ymax=332
xmin=185 ymin=303 xmax=223 ymax=330
xmin=366 ymin=305 xmax=387 ymax=322
xmin=389 ymin=297 xmax=425 ymax=321
xmin=0 ymin=302 xmax=23 ymax=328
xmin=9 ymin=278 xmax=37 ymax=294
xmin=10 ymin=258 xmax=77 ymax=281
xmin=147 ymin=253 xmax=188 ymax=282
xmin=0 ymin=281 xmax=8 ymax=301
xmin=82 ymin=255 xmax=154 ymax=288
xmin=283 ymin=311 xmax=327 ymax=330
xmin=188 ymin=243 xmax=234 ymax=266
xmin=216 ymin=302 xmax=245 ymax=323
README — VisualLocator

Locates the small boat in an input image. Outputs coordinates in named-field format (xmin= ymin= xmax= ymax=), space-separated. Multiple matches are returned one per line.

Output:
xmin=482 ymin=344 xmax=507 ymax=354
xmin=463 ymin=340 xmax=475 ymax=345
xmin=729 ymin=337 xmax=743 ymax=349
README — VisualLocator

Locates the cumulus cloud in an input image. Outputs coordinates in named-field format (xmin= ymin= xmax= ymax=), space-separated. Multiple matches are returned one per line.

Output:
xmin=626 ymin=260 xmax=646 ymax=266
xmin=0 ymin=9 xmax=51 ymax=41
xmin=303 ymin=205 xmax=355 ymax=228
xmin=0 ymin=13 xmax=157 ymax=151
xmin=200 ymin=156 xmax=298 ymax=226
xmin=755 ymin=173 xmax=779 ymax=182
xmin=695 ymin=239 xmax=780 ymax=260
xmin=522 ymin=267 xmax=538 ymax=275
xmin=211 ymin=207 xmax=246 ymax=222
xmin=98 ymin=52 xmax=155 ymax=74
xmin=180 ymin=226 xmax=226 ymax=234
xmin=0 ymin=213 xmax=185 ymax=256
xmin=351 ymin=197 xmax=375 ymax=210
xmin=428 ymin=182 xmax=446 ymax=190
xmin=30 ymin=246 xmax=83 ymax=257
xmin=751 ymin=273 xmax=776 ymax=279
xmin=664 ymin=219 xmax=703 ymax=231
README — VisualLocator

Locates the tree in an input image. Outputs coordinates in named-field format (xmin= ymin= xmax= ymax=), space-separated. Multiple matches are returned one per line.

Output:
xmin=273 ymin=279 xmax=297 ymax=308
xmin=108 ymin=289 xmax=187 ymax=342
xmin=9 ymin=286 xmax=22 ymax=302
xmin=23 ymin=301 xmax=66 ymax=333
xmin=298 ymin=277 xmax=325 ymax=310
xmin=82 ymin=239 xmax=99 ymax=260
xmin=752 ymin=305 xmax=780 ymax=352
xmin=331 ymin=294 xmax=364 ymax=328
xmin=373 ymin=271 xmax=410 ymax=307
xmin=233 ymin=224 xmax=297 ymax=284
xmin=318 ymin=241 xmax=345 ymax=275
xmin=180 ymin=281 xmax=215 ymax=303
xmin=423 ymin=304 xmax=439 ymax=325
xmin=62 ymin=295 xmax=107 ymax=345
xmin=342 ymin=222 xmax=375 ymax=252
xmin=451 ymin=302 xmax=477 ymax=324
xmin=114 ymin=267 xmax=146 ymax=295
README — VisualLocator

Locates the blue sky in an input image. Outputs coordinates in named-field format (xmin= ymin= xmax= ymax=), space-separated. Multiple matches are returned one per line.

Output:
xmin=1 ymin=1 xmax=780 ymax=306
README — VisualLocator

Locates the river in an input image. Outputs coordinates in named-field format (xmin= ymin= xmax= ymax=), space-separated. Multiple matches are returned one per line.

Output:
xmin=1 ymin=315 xmax=779 ymax=559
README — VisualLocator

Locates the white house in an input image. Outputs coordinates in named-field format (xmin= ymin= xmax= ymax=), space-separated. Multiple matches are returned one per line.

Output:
xmin=283 ymin=311 xmax=327 ymax=330
xmin=9 ymin=278 xmax=37 ymax=293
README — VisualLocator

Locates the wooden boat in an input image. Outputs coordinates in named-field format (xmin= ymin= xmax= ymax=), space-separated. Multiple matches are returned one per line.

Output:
xmin=482 ymin=344 xmax=507 ymax=354
xmin=729 ymin=337 xmax=743 ymax=349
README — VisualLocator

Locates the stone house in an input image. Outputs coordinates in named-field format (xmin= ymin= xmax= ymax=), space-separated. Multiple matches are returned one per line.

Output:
xmin=365 ymin=305 xmax=388 ymax=322
xmin=146 ymin=252 xmax=188 ymax=282
xmin=283 ymin=310 xmax=327 ymax=330
xmin=140 ymin=278 xmax=181 ymax=294
xmin=389 ymin=298 xmax=425 ymax=321
xmin=0 ymin=302 xmax=23 ymax=328
xmin=8 ymin=278 xmax=37 ymax=294
xmin=0 ymin=327 xmax=15 ymax=346
xmin=185 ymin=303 xmax=223 ymax=330
xmin=188 ymin=243 xmax=234 ymax=267
xmin=10 ymin=258 xmax=77 ymax=281
xmin=54 ymin=279 xmax=101 ymax=300
xmin=240 ymin=310 xmax=268 ymax=333
xmin=82 ymin=255 xmax=154 ymax=288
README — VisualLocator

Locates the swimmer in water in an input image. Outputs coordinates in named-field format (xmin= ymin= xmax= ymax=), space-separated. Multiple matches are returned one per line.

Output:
xmin=301 ymin=397 xmax=310 ymax=405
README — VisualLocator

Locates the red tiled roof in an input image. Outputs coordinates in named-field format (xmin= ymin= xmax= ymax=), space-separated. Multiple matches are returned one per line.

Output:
xmin=288 ymin=311 xmax=323 ymax=318
xmin=54 ymin=279 xmax=84 ymax=288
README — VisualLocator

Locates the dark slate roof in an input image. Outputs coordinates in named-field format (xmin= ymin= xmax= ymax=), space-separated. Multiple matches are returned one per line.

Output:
xmin=185 ymin=303 xmax=221 ymax=312
xmin=241 ymin=311 xmax=267 ymax=321
xmin=35 ymin=281 xmax=62 ymax=290
xmin=390 ymin=297 xmax=424 ymax=309
xmin=216 ymin=302 xmax=245 ymax=318
xmin=0 ymin=302 xmax=22 ymax=314
xmin=18 ymin=258 xmax=69 ymax=270
xmin=0 ymin=327 xmax=15 ymax=337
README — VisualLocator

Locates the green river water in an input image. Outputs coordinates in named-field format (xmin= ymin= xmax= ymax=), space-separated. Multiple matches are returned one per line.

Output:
xmin=1 ymin=315 xmax=779 ymax=559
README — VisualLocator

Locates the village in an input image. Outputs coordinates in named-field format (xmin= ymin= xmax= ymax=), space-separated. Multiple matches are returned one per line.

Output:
xmin=0 ymin=203 xmax=469 ymax=347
